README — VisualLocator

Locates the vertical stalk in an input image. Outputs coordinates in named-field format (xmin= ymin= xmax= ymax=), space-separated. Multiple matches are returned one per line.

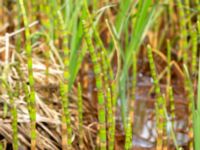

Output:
xmin=184 ymin=65 xmax=195 ymax=150
xmin=191 ymin=29 xmax=197 ymax=74
xmin=107 ymin=88 xmax=114 ymax=150
xmin=147 ymin=45 xmax=167 ymax=150
xmin=194 ymin=58 xmax=200 ymax=150
xmin=177 ymin=0 xmax=188 ymax=64
xmin=78 ymin=83 xmax=84 ymax=149
xmin=18 ymin=0 xmax=36 ymax=149
xmin=57 ymin=9 xmax=73 ymax=149
xmin=125 ymin=51 xmax=137 ymax=149
xmin=0 ymin=79 xmax=18 ymax=150
xmin=82 ymin=19 xmax=106 ymax=149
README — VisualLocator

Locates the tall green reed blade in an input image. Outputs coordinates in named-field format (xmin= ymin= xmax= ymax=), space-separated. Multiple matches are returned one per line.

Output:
xmin=18 ymin=0 xmax=36 ymax=149
xmin=82 ymin=19 xmax=107 ymax=149
xmin=77 ymin=82 xmax=84 ymax=149
xmin=120 ymin=0 xmax=157 ymax=128
xmin=193 ymin=21 xmax=200 ymax=150
xmin=115 ymin=0 xmax=134 ymax=36
xmin=69 ymin=15 xmax=84 ymax=90
xmin=147 ymin=45 xmax=167 ymax=150
xmin=195 ymin=58 xmax=200 ymax=150
xmin=57 ymin=9 xmax=73 ymax=149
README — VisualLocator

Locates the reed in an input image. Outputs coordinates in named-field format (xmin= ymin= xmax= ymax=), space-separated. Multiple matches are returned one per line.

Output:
xmin=119 ymin=0 xmax=156 ymax=127
xmin=194 ymin=58 xmax=200 ymax=150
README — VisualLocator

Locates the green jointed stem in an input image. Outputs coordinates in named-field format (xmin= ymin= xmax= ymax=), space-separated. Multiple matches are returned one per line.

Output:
xmin=82 ymin=20 xmax=107 ymax=149
xmin=57 ymin=9 xmax=73 ymax=148
xmin=183 ymin=65 xmax=195 ymax=149
xmin=78 ymin=83 xmax=84 ymax=149
xmin=125 ymin=51 xmax=137 ymax=150
xmin=18 ymin=0 xmax=36 ymax=149
xmin=107 ymin=88 xmax=115 ymax=150
xmin=191 ymin=29 xmax=197 ymax=74
xmin=0 ymin=79 xmax=18 ymax=150
xmin=167 ymin=40 xmax=175 ymax=122
xmin=177 ymin=0 xmax=188 ymax=64
xmin=147 ymin=45 xmax=166 ymax=149
xmin=177 ymin=1 xmax=193 ymax=147
xmin=12 ymin=82 xmax=20 ymax=150
xmin=124 ymin=118 xmax=133 ymax=150
xmin=82 ymin=0 xmax=114 ymax=83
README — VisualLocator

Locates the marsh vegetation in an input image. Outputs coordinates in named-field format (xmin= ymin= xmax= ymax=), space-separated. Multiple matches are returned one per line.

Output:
xmin=0 ymin=0 xmax=199 ymax=149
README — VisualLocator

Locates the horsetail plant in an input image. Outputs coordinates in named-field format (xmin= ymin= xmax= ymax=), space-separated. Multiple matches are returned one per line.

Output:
xmin=166 ymin=40 xmax=180 ymax=149
xmin=18 ymin=0 xmax=36 ymax=149
xmin=191 ymin=28 xmax=198 ymax=74
xmin=125 ymin=51 xmax=137 ymax=150
xmin=57 ymin=9 xmax=73 ymax=149
xmin=167 ymin=40 xmax=175 ymax=122
xmin=82 ymin=19 xmax=107 ymax=149
xmin=147 ymin=45 xmax=167 ymax=150
xmin=106 ymin=88 xmax=115 ymax=150
xmin=177 ymin=0 xmax=188 ymax=64
xmin=78 ymin=82 xmax=84 ymax=149
xmin=0 ymin=78 xmax=18 ymax=150
xmin=82 ymin=0 xmax=114 ymax=83
xmin=183 ymin=63 xmax=197 ymax=150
